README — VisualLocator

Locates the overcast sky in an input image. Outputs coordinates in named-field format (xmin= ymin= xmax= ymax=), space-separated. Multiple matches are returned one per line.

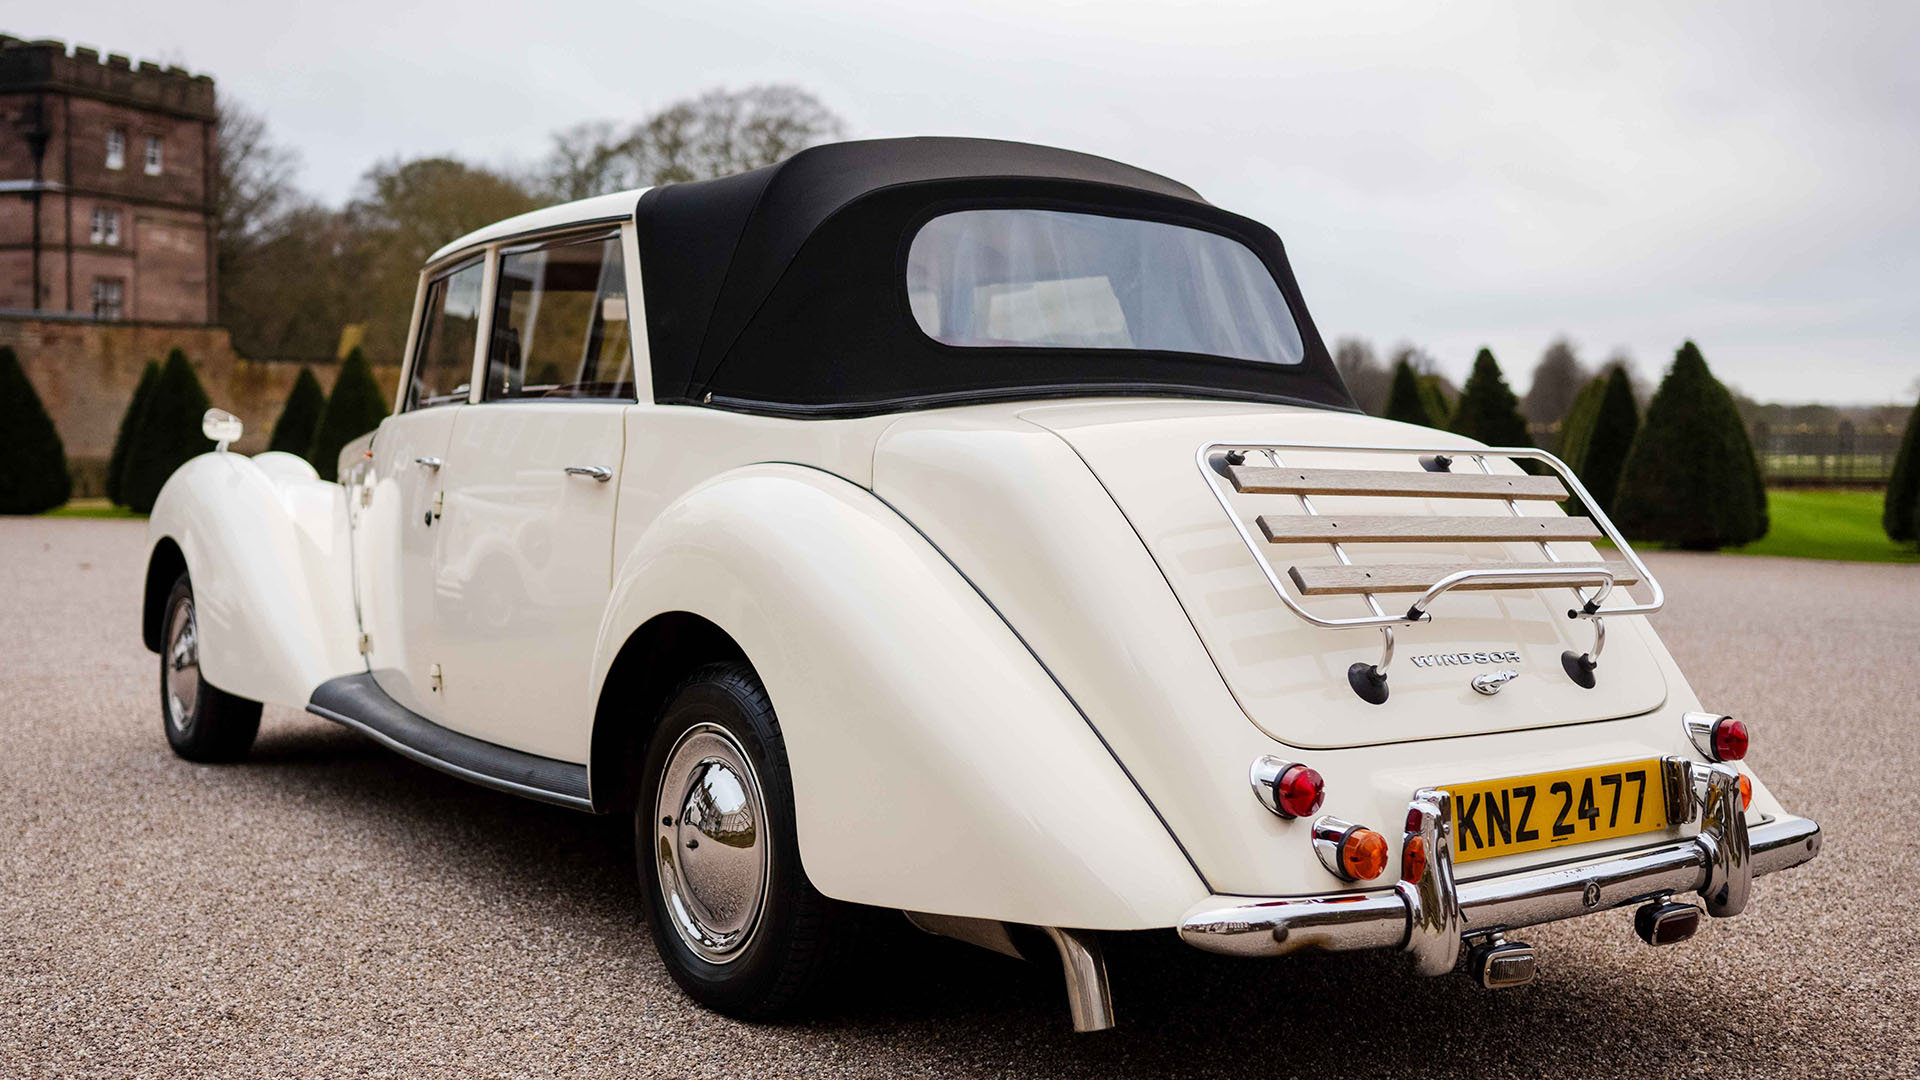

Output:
xmin=33 ymin=1 xmax=1920 ymax=403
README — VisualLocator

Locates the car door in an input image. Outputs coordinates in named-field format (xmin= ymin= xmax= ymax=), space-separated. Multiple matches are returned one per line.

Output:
xmin=358 ymin=256 xmax=486 ymax=722
xmin=429 ymin=228 xmax=636 ymax=761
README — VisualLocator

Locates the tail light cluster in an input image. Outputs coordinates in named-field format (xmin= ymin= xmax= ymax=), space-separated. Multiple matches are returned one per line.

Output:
xmin=1251 ymin=755 xmax=1391 ymax=883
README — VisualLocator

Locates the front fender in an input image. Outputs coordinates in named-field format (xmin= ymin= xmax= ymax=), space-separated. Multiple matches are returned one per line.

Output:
xmin=146 ymin=451 xmax=360 ymax=709
xmin=592 ymin=464 xmax=1205 ymax=930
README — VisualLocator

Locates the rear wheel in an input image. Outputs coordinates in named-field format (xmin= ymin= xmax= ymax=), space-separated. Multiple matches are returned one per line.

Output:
xmin=159 ymin=573 xmax=261 ymax=762
xmin=635 ymin=662 xmax=845 ymax=1018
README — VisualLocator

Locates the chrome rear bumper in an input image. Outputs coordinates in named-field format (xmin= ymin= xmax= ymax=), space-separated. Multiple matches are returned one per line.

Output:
xmin=1180 ymin=761 xmax=1821 ymax=964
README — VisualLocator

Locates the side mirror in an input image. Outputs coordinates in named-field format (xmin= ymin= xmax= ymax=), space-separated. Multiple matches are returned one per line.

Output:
xmin=202 ymin=408 xmax=243 ymax=452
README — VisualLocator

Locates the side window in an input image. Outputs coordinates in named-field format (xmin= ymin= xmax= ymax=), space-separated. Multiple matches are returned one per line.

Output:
xmin=405 ymin=259 xmax=485 ymax=411
xmin=484 ymin=230 xmax=635 ymax=401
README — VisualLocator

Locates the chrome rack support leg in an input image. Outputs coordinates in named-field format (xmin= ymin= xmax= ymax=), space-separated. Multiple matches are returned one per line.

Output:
xmin=1041 ymin=926 xmax=1114 ymax=1033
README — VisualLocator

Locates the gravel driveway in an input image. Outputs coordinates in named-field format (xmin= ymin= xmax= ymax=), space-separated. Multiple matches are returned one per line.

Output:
xmin=2 ymin=518 xmax=1912 ymax=1077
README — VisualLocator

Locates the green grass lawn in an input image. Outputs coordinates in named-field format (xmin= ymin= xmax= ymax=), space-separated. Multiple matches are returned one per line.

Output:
xmin=1727 ymin=489 xmax=1920 ymax=563
xmin=44 ymin=498 xmax=144 ymax=519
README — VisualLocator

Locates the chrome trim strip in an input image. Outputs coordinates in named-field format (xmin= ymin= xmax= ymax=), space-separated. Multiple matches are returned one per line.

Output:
xmin=1178 ymin=815 xmax=1819 ymax=960
xmin=307 ymin=701 xmax=594 ymax=812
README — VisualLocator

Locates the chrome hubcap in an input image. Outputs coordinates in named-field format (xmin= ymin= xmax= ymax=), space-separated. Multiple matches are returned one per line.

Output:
xmin=653 ymin=723 xmax=769 ymax=963
xmin=164 ymin=598 xmax=201 ymax=733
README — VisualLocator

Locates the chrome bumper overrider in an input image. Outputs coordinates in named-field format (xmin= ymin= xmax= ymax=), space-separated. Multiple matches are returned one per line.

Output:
xmin=1180 ymin=761 xmax=1821 ymax=965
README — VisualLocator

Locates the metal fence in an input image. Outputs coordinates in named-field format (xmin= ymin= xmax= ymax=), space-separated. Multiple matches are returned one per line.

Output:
xmin=1754 ymin=428 xmax=1903 ymax=487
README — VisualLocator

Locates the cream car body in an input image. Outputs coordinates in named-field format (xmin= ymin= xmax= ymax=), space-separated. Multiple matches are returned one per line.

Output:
xmin=141 ymin=139 xmax=1818 ymax=1031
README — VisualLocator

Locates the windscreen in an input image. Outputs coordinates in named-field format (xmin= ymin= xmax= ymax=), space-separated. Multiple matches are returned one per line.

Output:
xmin=906 ymin=208 xmax=1306 ymax=366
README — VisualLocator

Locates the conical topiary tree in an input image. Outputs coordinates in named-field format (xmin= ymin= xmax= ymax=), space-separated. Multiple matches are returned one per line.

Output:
xmin=269 ymin=367 xmax=326 ymax=460
xmin=309 ymin=347 xmax=389 ymax=482
xmin=1417 ymin=375 xmax=1453 ymax=429
xmin=1450 ymin=348 xmax=1532 ymax=447
xmin=107 ymin=361 xmax=160 ymax=506
xmin=0 ymin=346 xmax=72 ymax=514
xmin=1556 ymin=374 xmax=1607 ymax=464
xmin=1383 ymin=358 xmax=1443 ymax=427
xmin=1884 ymin=394 xmax=1920 ymax=544
xmin=1566 ymin=367 xmax=1639 ymax=518
xmin=1613 ymin=341 xmax=1767 ymax=549
xmin=120 ymin=348 xmax=214 ymax=515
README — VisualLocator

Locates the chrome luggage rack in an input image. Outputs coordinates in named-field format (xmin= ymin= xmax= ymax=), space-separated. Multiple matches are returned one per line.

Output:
xmin=1196 ymin=441 xmax=1665 ymax=703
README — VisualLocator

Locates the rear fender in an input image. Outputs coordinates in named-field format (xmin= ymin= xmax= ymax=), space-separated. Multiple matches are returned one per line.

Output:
xmin=591 ymin=464 xmax=1204 ymax=930
xmin=145 ymin=451 xmax=361 ymax=709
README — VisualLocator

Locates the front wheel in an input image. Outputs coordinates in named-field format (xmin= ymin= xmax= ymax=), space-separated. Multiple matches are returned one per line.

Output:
xmin=635 ymin=662 xmax=845 ymax=1018
xmin=159 ymin=573 xmax=261 ymax=762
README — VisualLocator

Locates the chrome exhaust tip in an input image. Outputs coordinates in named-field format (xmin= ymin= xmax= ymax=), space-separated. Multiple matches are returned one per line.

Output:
xmin=1467 ymin=934 xmax=1536 ymax=989
xmin=1634 ymin=899 xmax=1704 ymax=946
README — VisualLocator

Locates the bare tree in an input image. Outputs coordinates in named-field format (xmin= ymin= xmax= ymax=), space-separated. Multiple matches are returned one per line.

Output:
xmin=540 ymin=85 xmax=847 ymax=199
xmin=1521 ymin=337 xmax=1590 ymax=427
xmin=214 ymin=101 xmax=300 ymax=255
xmin=213 ymin=100 xmax=303 ymax=344
xmin=1333 ymin=337 xmax=1391 ymax=415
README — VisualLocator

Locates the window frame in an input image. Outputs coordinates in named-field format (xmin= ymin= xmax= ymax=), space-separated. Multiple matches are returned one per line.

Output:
xmin=143 ymin=135 xmax=163 ymax=176
xmin=105 ymin=129 xmax=126 ymax=171
xmin=480 ymin=226 xmax=640 ymax=406
xmin=91 ymin=277 xmax=124 ymax=320
xmin=90 ymin=207 xmax=122 ymax=246
xmin=394 ymin=216 xmax=651 ymax=417
xmin=400 ymin=256 xmax=490 ymax=413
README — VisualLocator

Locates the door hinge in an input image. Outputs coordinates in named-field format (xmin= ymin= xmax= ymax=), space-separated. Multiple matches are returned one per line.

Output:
xmin=357 ymin=632 xmax=371 ymax=655
xmin=429 ymin=662 xmax=443 ymax=693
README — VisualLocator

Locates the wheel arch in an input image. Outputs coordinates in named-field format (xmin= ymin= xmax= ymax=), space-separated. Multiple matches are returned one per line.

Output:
xmin=142 ymin=535 xmax=187 ymax=652
xmin=588 ymin=610 xmax=748 ymax=814
xmin=582 ymin=463 xmax=1205 ymax=930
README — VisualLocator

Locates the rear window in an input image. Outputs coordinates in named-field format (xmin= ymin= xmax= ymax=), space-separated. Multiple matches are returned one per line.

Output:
xmin=905 ymin=208 xmax=1305 ymax=366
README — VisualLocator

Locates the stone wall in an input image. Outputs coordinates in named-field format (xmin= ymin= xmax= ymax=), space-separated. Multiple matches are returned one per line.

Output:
xmin=1 ymin=314 xmax=401 ymax=496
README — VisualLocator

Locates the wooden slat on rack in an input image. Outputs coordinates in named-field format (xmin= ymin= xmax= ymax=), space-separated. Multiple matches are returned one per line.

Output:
xmin=1257 ymin=514 xmax=1603 ymax=544
xmin=1226 ymin=464 xmax=1567 ymax=501
xmin=1287 ymin=560 xmax=1638 ymax=596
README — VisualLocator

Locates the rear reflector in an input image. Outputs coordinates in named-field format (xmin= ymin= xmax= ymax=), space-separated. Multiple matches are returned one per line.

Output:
xmin=1738 ymin=773 xmax=1753 ymax=811
xmin=1401 ymin=835 xmax=1429 ymax=885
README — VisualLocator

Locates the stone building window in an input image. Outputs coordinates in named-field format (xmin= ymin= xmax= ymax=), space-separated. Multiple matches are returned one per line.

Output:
xmin=145 ymin=136 xmax=163 ymax=175
xmin=90 ymin=208 xmax=122 ymax=246
xmin=92 ymin=278 xmax=125 ymax=321
xmin=106 ymin=129 xmax=126 ymax=170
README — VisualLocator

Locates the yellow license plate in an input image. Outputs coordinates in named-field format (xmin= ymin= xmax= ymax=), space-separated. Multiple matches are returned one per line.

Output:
xmin=1448 ymin=759 xmax=1667 ymax=863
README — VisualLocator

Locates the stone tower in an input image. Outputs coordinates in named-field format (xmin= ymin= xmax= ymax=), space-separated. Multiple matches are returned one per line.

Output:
xmin=0 ymin=35 xmax=217 ymax=323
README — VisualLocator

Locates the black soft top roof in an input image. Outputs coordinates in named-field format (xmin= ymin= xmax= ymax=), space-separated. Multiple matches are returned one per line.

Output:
xmin=632 ymin=136 xmax=1357 ymax=415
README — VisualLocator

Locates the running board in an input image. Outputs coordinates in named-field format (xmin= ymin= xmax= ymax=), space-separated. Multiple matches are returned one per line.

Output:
xmin=307 ymin=673 xmax=593 ymax=811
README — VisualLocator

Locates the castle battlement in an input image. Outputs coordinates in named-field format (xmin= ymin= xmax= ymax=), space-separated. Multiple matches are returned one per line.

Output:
xmin=0 ymin=34 xmax=215 ymax=120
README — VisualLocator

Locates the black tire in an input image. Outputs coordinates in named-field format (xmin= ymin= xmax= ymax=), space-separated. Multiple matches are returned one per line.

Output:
xmin=159 ymin=573 xmax=262 ymax=763
xmin=635 ymin=661 xmax=845 ymax=1019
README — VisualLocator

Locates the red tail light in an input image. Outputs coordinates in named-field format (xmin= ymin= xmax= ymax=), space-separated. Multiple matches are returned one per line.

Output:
xmin=1684 ymin=712 xmax=1750 ymax=763
xmin=1274 ymin=765 xmax=1326 ymax=819
xmin=1712 ymin=719 xmax=1749 ymax=762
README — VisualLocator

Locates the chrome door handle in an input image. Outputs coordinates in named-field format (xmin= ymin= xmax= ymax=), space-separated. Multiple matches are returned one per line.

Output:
xmin=565 ymin=465 xmax=613 ymax=482
xmin=414 ymin=456 xmax=442 ymax=471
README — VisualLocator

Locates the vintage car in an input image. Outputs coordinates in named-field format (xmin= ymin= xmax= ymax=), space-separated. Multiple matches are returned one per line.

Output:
xmin=142 ymin=137 xmax=1820 ymax=1032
